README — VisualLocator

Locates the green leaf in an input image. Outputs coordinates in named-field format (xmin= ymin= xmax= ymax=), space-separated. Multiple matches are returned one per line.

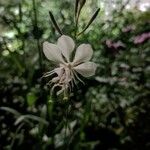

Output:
xmin=27 ymin=92 xmax=37 ymax=106
xmin=0 ymin=106 xmax=21 ymax=117
xmin=14 ymin=115 xmax=49 ymax=125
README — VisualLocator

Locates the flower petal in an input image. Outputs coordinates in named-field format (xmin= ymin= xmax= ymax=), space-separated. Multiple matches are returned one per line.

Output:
xmin=57 ymin=35 xmax=75 ymax=62
xmin=43 ymin=41 xmax=64 ymax=63
xmin=73 ymin=62 xmax=97 ymax=77
xmin=73 ymin=44 xmax=93 ymax=65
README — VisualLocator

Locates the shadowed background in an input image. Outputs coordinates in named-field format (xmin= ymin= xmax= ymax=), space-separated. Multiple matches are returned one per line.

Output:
xmin=0 ymin=0 xmax=150 ymax=150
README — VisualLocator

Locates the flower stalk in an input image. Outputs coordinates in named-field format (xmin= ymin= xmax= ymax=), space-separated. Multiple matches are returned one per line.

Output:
xmin=49 ymin=11 xmax=63 ymax=35
xmin=32 ymin=0 xmax=43 ymax=71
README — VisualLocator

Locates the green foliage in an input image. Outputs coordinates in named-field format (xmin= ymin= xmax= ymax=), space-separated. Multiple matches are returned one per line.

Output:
xmin=0 ymin=0 xmax=150 ymax=150
xmin=27 ymin=91 xmax=37 ymax=106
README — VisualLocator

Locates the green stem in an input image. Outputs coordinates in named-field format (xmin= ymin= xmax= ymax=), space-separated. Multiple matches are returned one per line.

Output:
xmin=63 ymin=102 xmax=70 ymax=149
xmin=32 ymin=0 xmax=43 ymax=72
xmin=18 ymin=3 xmax=26 ymax=72
xmin=75 ymin=16 xmax=78 ymax=39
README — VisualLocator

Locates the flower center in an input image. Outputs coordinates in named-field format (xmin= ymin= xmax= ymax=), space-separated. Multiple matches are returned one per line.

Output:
xmin=67 ymin=63 xmax=72 ymax=69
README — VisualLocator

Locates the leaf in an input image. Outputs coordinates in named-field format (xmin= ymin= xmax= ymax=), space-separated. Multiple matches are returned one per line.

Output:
xmin=14 ymin=115 xmax=49 ymax=126
xmin=77 ymin=8 xmax=100 ymax=36
xmin=0 ymin=106 xmax=21 ymax=117
xmin=49 ymin=11 xmax=63 ymax=35
xmin=27 ymin=92 xmax=37 ymax=106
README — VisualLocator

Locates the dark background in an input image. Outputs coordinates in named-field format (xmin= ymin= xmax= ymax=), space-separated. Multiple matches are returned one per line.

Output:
xmin=0 ymin=0 xmax=150 ymax=150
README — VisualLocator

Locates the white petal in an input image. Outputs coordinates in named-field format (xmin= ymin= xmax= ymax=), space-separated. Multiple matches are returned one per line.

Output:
xmin=43 ymin=41 xmax=64 ymax=63
xmin=73 ymin=62 xmax=97 ymax=77
xmin=73 ymin=44 xmax=93 ymax=64
xmin=57 ymin=35 xmax=75 ymax=62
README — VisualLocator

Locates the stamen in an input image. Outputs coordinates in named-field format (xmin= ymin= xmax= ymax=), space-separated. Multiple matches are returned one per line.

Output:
xmin=47 ymin=80 xmax=53 ymax=86
xmin=51 ymin=83 xmax=62 ymax=96
xmin=73 ymin=70 xmax=85 ymax=85
xmin=57 ymin=85 xmax=64 ymax=95
xmin=70 ymin=70 xmax=77 ymax=87
xmin=59 ymin=74 xmax=66 ymax=83
xmin=57 ymin=87 xmax=65 ymax=95
xmin=42 ymin=70 xmax=55 ymax=78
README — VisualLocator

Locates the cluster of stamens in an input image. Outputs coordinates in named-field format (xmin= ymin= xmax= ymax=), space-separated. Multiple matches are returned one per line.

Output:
xmin=43 ymin=62 xmax=84 ymax=99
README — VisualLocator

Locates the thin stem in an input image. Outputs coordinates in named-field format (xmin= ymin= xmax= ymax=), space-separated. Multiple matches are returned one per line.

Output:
xmin=32 ymin=0 xmax=43 ymax=72
xmin=74 ymin=1 xmax=79 ymax=40
xmin=64 ymin=103 xmax=70 ymax=149
xmin=75 ymin=18 xmax=78 ymax=40
xmin=37 ymin=39 xmax=43 ymax=72
xmin=18 ymin=3 xmax=26 ymax=72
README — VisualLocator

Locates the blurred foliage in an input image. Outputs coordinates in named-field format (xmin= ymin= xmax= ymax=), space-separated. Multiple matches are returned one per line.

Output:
xmin=0 ymin=0 xmax=150 ymax=150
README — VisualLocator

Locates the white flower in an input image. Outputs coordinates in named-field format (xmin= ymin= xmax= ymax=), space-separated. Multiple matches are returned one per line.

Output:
xmin=43 ymin=35 xmax=97 ymax=96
